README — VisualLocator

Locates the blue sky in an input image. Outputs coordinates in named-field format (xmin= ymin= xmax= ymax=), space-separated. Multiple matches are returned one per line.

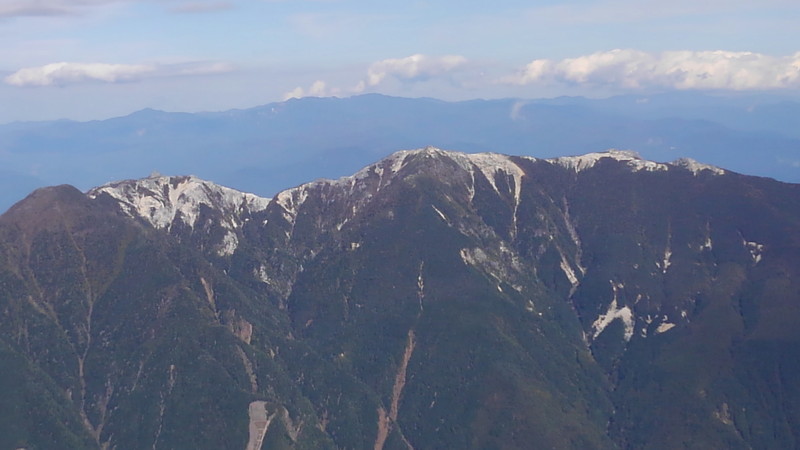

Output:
xmin=2 ymin=0 xmax=799 ymax=122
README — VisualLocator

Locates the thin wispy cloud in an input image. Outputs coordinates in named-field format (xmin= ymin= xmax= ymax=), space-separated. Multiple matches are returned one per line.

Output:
xmin=0 ymin=0 xmax=236 ymax=18
xmin=0 ymin=5 xmax=68 ymax=18
xmin=4 ymin=61 xmax=235 ymax=87
xmin=172 ymin=61 xmax=235 ymax=76
xmin=505 ymin=50 xmax=800 ymax=91
xmin=0 ymin=0 xmax=123 ymax=18
xmin=287 ymin=11 xmax=391 ymax=39
xmin=169 ymin=2 xmax=235 ymax=14
xmin=527 ymin=0 xmax=799 ymax=24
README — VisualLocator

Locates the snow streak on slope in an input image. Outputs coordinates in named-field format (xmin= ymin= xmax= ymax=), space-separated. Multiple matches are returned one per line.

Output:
xmin=247 ymin=401 xmax=274 ymax=450
xmin=591 ymin=281 xmax=634 ymax=342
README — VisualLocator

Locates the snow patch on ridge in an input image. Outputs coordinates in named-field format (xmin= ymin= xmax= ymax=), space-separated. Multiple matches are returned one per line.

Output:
xmin=549 ymin=149 xmax=726 ymax=177
xmin=672 ymin=158 xmax=726 ymax=176
xmin=89 ymin=175 xmax=269 ymax=231
xmin=270 ymin=147 xmax=530 ymax=237
xmin=745 ymin=240 xmax=764 ymax=264
xmin=275 ymin=185 xmax=310 ymax=224
xmin=464 ymin=152 xmax=525 ymax=199
xmin=218 ymin=231 xmax=239 ymax=257
xmin=463 ymin=152 xmax=526 ymax=237
xmin=270 ymin=149 xmax=419 ymax=230
xmin=656 ymin=322 xmax=676 ymax=334
xmin=371 ymin=147 xmax=528 ymax=203
xmin=549 ymin=149 xmax=668 ymax=173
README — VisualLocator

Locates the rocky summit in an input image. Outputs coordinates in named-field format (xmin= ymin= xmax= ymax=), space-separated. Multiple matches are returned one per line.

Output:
xmin=1 ymin=148 xmax=799 ymax=449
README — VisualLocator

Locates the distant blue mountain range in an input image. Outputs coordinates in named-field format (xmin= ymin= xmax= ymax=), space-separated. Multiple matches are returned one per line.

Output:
xmin=2 ymin=92 xmax=799 ymax=212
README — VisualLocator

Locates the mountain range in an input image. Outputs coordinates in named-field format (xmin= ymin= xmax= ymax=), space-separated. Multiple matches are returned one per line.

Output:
xmin=1 ymin=92 xmax=799 ymax=213
xmin=1 ymin=147 xmax=799 ymax=449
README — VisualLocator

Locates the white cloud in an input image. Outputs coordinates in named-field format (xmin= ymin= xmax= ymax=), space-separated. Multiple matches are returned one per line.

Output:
xmin=4 ymin=61 xmax=235 ymax=87
xmin=4 ymin=62 xmax=155 ymax=86
xmin=283 ymin=80 xmax=330 ymax=100
xmin=171 ymin=61 xmax=235 ymax=76
xmin=356 ymin=54 xmax=468 ymax=91
xmin=505 ymin=49 xmax=800 ymax=91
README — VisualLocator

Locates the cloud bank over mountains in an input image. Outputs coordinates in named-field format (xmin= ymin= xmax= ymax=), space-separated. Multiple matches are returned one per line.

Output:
xmin=4 ymin=61 xmax=234 ymax=87
xmin=12 ymin=49 xmax=798 ymax=99
xmin=506 ymin=49 xmax=800 ymax=91
xmin=5 ymin=49 xmax=800 ymax=105
xmin=278 ymin=49 xmax=800 ymax=100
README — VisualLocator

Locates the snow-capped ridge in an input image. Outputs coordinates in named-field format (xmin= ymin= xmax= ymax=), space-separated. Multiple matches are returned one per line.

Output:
xmin=548 ymin=149 xmax=669 ymax=173
xmin=549 ymin=149 xmax=727 ymax=177
xmin=269 ymin=146 xmax=725 ymax=240
xmin=88 ymin=174 xmax=270 ymax=231
xmin=271 ymin=146 xmax=531 ymax=228
xmin=671 ymin=158 xmax=726 ymax=176
xmin=89 ymin=148 xmax=728 ymax=248
xmin=272 ymin=150 xmax=415 ymax=225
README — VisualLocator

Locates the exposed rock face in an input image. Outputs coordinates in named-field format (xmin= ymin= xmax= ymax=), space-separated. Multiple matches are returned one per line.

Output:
xmin=1 ymin=148 xmax=799 ymax=449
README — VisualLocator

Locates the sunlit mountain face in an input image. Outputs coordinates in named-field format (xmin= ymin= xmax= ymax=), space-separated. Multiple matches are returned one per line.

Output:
xmin=1 ymin=148 xmax=799 ymax=449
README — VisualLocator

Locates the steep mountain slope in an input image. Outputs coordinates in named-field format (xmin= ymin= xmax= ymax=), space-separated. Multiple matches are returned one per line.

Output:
xmin=1 ymin=147 xmax=799 ymax=449
xmin=0 ymin=185 xmax=335 ymax=449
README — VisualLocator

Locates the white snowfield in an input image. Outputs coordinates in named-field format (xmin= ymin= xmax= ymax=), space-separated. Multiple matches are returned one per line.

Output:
xmin=591 ymin=281 xmax=635 ymax=342
xmin=89 ymin=174 xmax=269 ymax=230
xmin=88 ymin=174 xmax=270 ymax=256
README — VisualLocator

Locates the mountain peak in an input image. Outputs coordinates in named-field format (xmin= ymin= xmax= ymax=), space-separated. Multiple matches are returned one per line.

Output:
xmin=271 ymin=147 xmax=528 ymax=230
xmin=671 ymin=157 xmax=726 ymax=175
xmin=0 ymin=184 xmax=88 ymax=230
xmin=87 ymin=174 xmax=269 ymax=231
xmin=547 ymin=149 xmax=728 ymax=177
xmin=547 ymin=149 xmax=667 ymax=173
